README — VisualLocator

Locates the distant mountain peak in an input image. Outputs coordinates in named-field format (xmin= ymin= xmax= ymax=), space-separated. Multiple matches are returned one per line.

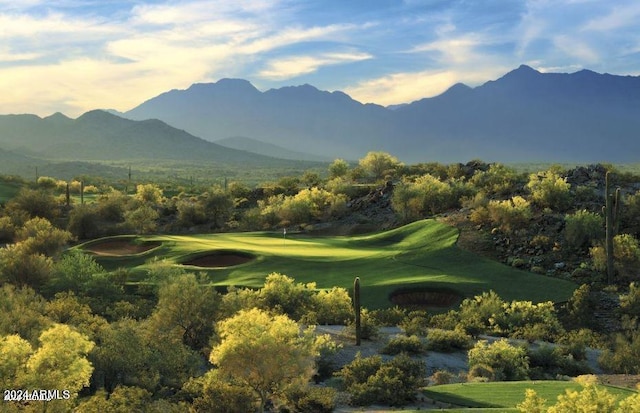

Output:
xmin=44 ymin=112 xmax=72 ymax=122
xmin=186 ymin=79 xmax=260 ymax=95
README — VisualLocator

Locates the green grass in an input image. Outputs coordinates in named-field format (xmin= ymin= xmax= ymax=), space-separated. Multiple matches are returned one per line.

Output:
xmin=423 ymin=381 xmax=638 ymax=409
xmin=0 ymin=180 xmax=22 ymax=203
xmin=77 ymin=219 xmax=577 ymax=309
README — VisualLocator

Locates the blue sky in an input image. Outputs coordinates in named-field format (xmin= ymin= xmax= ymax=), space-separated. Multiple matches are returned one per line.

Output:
xmin=1 ymin=0 xmax=638 ymax=117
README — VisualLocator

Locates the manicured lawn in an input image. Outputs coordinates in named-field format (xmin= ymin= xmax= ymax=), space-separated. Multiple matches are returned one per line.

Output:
xmin=78 ymin=219 xmax=577 ymax=309
xmin=423 ymin=381 xmax=638 ymax=409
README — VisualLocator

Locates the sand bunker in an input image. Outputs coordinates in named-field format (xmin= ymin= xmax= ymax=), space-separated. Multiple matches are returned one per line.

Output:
xmin=84 ymin=239 xmax=160 ymax=256
xmin=183 ymin=251 xmax=255 ymax=268
xmin=389 ymin=287 xmax=461 ymax=308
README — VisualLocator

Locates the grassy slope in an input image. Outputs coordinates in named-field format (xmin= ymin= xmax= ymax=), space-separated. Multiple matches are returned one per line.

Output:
xmin=0 ymin=181 xmax=22 ymax=203
xmin=423 ymin=381 xmax=637 ymax=410
xmin=82 ymin=219 xmax=577 ymax=309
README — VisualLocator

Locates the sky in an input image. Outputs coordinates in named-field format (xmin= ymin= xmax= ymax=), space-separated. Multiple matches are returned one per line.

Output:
xmin=1 ymin=0 xmax=639 ymax=117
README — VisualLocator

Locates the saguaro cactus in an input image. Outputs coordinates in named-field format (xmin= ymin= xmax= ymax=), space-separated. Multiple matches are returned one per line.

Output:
xmin=354 ymin=276 xmax=361 ymax=346
xmin=603 ymin=171 xmax=621 ymax=284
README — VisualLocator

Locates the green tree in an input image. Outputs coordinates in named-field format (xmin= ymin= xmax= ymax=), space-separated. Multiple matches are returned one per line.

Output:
xmin=0 ymin=284 xmax=51 ymax=344
xmin=0 ymin=242 xmax=53 ymax=288
xmin=68 ymin=204 xmax=100 ymax=239
xmin=328 ymin=158 xmax=350 ymax=179
xmin=48 ymin=250 xmax=107 ymax=295
xmin=45 ymin=292 xmax=107 ymax=340
xmin=6 ymin=188 xmax=60 ymax=221
xmin=15 ymin=216 xmax=73 ymax=256
xmin=210 ymin=308 xmax=323 ymax=412
xmin=358 ymin=151 xmax=401 ymax=181
xmin=21 ymin=324 xmax=95 ymax=411
xmin=391 ymin=181 xmax=422 ymax=221
xmin=124 ymin=205 xmax=159 ymax=234
xmin=133 ymin=183 xmax=164 ymax=205
xmin=149 ymin=273 xmax=220 ymax=351
xmin=0 ymin=334 xmax=33 ymax=389
xmin=201 ymin=186 xmax=234 ymax=229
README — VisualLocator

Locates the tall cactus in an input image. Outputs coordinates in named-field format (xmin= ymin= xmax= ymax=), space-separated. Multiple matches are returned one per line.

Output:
xmin=604 ymin=171 xmax=621 ymax=284
xmin=354 ymin=277 xmax=361 ymax=346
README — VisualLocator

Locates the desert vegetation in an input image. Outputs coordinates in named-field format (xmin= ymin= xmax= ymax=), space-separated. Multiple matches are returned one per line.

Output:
xmin=0 ymin=153 xmax=639 ymax=411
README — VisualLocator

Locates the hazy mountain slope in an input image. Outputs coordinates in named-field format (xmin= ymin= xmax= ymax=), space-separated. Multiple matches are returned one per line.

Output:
xmin=215 ymin=136 xmax=331 ymax=162
xmin=123 ymin=66 xmax=640 ymax=163
xmin=0 ymin=110 xmax=316 ymax=167
xmin=395 ymin=65 xmax=640 ymax=162
xmin=125 ymin=80 xmax=393 ymax=160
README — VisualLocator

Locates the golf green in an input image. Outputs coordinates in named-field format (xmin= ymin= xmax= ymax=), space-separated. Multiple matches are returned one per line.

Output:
xmin=79 ymin=219 xmax=577 ymax=309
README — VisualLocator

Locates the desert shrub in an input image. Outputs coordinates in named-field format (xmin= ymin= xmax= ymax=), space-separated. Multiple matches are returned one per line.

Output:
xmin=328 ymin=158 xmax=350 ymax=179
xmin=491 ymin=300 xmax=564 ymax=342
xmin=0 ymin=216 xmax=16 ymax=243
xmin=526 ymin=170 xmax=572 ymax=211
xmin=309 ymin=287 xmax=353 ymax=325
xmin=344 ymin=308 xmax=379 ymax=340
xmin=16 ymin=217 xmax=73 ymax=257
xmin=381 ymin=335 xmax=426 ymax=355
xmin=590 ymin=234 xmax=640 ymax=280
xmin=486 ymin=196 xmax=532 ymax=233
xmin=430 ymin=370 xmax=454 ymax=385
xmin=426 ymin=328 xmax=472 ymax=352
xmin=527 ymin=345 xmax=591 ymax=379
xmin=185 ymin=371 xmax=256 ymax=413
xmin=457 ymin=290 xmax=504 ymax=337
xmin=284 ymin=386 xmax=336 ymax=413
xmin=428 ymin=310 xmax=459 ymax=331
xmin=176 ymin=198 xmax=207 ymax=227
xmin=399 ymin=310 xmax=431 ymax=336
xmin=622 ymin=189 xmax=640 ymax=236
xmin=218 ymin=286 xmax=260 ymax=319
xmin=68 ymin=204 xmax=100 ymax=239
xmin=369 ymin=306 xmax=406 ymax=327
xmin=0 ymin=243 xmax=53 ymax=288
xmin=599 ymin=331 xmax=640 ymax=374
xmin=468 ymin=339 xmax=529 ymax=381
xmin=470 ymin=163 xmax=521 ymax=196
xmin=564 ymin=210 xmax=604 ymax=250
xmin=358 ymin=151 xmax=402 ymax=181
xmin=339 ymin=353 xmax=426 ymax=407
xmin=619 ymin=282 xmax=640 ymax=331
xmin=562 ymin=284 xmax=598 ymax=330
xmin=258 ymin=273 xmax=315 ymax=320
xmin=467 ymin=364 xmax=495 ymax=382
xmin=558 ymin=328 xmax=602 ymax=361
xmin=6 ymin=188 xmax=60 ymax=221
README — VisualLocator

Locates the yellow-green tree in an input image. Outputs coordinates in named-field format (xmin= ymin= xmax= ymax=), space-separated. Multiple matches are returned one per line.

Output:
xmin=358 ymin=151 xmax=402 ymax=181
xmin=2 ymin=324 xmax=95 ymax=412
xmin=210 ymin=308 xmax=324 ymax=412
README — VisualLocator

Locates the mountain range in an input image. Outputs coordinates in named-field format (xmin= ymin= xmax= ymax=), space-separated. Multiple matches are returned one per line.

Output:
xmin=0 ymin=65 xmax=638 ymax=173
xmin=122 ymin=65 xmax=640 ymax=163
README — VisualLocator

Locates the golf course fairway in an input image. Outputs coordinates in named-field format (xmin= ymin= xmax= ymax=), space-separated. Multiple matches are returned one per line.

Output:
xmin=79 ymin=219 xmax=577 ymax=309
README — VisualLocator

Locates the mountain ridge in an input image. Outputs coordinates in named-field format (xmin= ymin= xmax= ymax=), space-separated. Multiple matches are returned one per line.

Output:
xmin=122 ymin=65 xmax=640 ymax=163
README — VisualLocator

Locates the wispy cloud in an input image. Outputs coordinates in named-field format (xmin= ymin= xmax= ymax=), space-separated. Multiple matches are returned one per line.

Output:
xmin=0 ymin=0 xmax=638 ymax=116
xmin=259 ymin=51 xmax=373 ymax=80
